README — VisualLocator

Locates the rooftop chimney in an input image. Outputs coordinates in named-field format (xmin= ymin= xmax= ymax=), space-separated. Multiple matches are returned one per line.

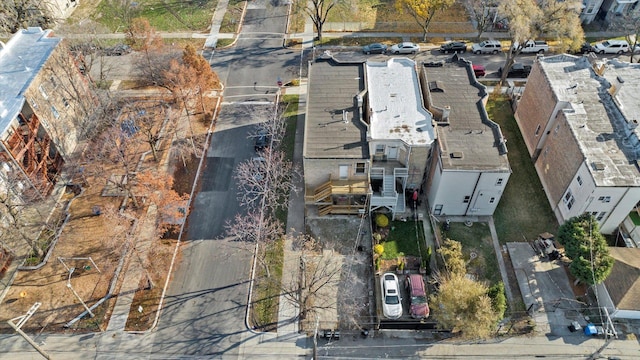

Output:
xmin=608 ymin=76 xmax=625 ymax=98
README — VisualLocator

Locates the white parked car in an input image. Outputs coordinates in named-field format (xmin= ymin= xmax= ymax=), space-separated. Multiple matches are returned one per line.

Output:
xmin=380 ymin=273 xmax=402 ymax=319
xmin=593 ymin=39 xmax=630 ymax=54
xmin=471 ymin=40 xmax=502 ymax=54
xmin=390 ymin=42 xmax=420 ymax=54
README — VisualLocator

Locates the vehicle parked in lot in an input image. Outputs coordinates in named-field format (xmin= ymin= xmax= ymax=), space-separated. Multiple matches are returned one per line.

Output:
xmin=102 ymin=44 xmax=132 ymax=56
xmin=471 ymin=40 xmax=502 ymax=54
xmin=363 ymin=43 xmax=387 ymax=54
xmin=498 ymin=62 xmax=531 ymax=78
xmin=390 ymin=42 xmax=420 ymax=54
xmin=381 ymin=273 xmax=402 ymax=319
xmin=439 ymin=41 xmax=467 ymax=53
xmin=254 ymin=130 xmax=270 ymax=151
xmin=593 ymin=39 xmax=630 ymax=54
xmin=406 ymin=274 xmax=429 ymax=319
xmin=472 ymin=64 xmax=486 ymax=77
xmin=512 ymin=40 xmax=549 ymax=54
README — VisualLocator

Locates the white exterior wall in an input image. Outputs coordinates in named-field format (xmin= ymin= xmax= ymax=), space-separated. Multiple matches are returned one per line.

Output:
xmin=602 ymin=188 xmax=640 ymax=234
xmin=428 ymin=161 xmax=509 ymax=216
xmin=556 ymin=162 xmax=640 ymax=234
xmin=580 ymin=0 xmax=605 ymax=24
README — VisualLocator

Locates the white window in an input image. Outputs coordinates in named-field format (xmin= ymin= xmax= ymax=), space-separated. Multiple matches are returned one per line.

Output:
xmin=576 ymin=176 xmax=583 ymax=186
xmin=489 ymin=197 xmax=496 ymax=204
xmin=339 ymin=165 xmax=348 ymax=179
xmin=598 ymin=196 xmax=611 ymax=203
xmin=51 ymin=106 xmax=60 ymax=119
xmin=563 ymin=190 xmax=575 ymax=210
xmin=375 ymin=144 xmax=385 ymax=154
xmin=496 ymin=178 xmax=503 ymax=186
xmin=30 ymin=97 xmax=38 ymax=109
xmin=463 ymin=196 xmax=470 ymax=203
xmin=39 ymin=85 xmax=48 ymax=100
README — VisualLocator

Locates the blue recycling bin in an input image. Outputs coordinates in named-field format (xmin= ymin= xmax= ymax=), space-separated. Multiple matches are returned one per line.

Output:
xmin=584 ymin=323 xmax=598 ymax=336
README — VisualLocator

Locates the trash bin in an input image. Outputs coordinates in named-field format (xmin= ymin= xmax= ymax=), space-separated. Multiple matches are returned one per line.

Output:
xmin=584 ymin=323 xmax=598 ymax=336
xmin=569 ymin=321 xmax=581 ymax=332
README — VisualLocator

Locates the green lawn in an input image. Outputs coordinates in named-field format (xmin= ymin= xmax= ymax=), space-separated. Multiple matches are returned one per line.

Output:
xmin=379 ymin=220 xmax=425 ymax=259
xmin=488 ymin=96 xmax=559 ymax=243
xmin=93 ymin=0 xmax=216 ymax=32
xmin=443 ymin=222 xmax=500 ymax=285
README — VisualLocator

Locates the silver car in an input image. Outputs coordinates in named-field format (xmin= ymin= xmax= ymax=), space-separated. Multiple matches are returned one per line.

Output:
xmin=390 ymin=42 xmax=420 ymax=55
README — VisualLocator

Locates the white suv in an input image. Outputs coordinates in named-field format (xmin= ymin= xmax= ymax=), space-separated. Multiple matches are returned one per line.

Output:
xmin=472 ymin=40 xmax=502 ymax=54
xmin=593 ymin=40 xmax=630 ymax=54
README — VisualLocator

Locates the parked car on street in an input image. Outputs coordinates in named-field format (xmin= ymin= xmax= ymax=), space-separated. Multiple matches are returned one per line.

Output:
xmin=102 ymin=44 xmax=132 ymax=56
xmin=471 ymin=40 xmax=502 ymax=54
xmin=512 ymin=40 xmax=549 ymax=54
xmin=568 ymin=42 xmax=594 ymax=54
xmin=406 ymin=274 xmax=429 ymax=319
xmin=472 ymin=64 xmax=486 ymax=77
xmin=593 ymin=39 xmax=630 ymax=54
xmin=363 ymin=43 xmax=387 ymax=54
xmin=381 ymin=273 xmax=402 ymax=319
xmin=254 ymin=130 xmax=270 ymax=151
xmin=390 ymin=42 xmax=420 ymax=55
xmin=439 ymin=41 xmax=467 ymax=53
xmin=498 ymin=62 xmax=531 ymax=78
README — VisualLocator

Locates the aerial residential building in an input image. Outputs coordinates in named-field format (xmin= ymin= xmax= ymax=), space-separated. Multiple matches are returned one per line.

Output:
xmin=304 ymin=53 xmax=510 ymax=219
xmin=304 ymin=55 xmax=434 ymax=218
xmin=580 ymin=0 xmax=639 ymax=25
xmin=514 ymin=55 xmax=640 ymax=235
xmin=422 ymin=57 xmax=511 ymax=217
xmin=0 ymin=27 xmax=96 ymax=198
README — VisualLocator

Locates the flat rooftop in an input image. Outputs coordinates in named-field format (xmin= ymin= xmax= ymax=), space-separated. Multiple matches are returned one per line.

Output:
xmin=365 ymin=58 xmax=434 ymax=146
xmin=0 ymin=27 xmax=61 ymax=133
xmin=304 ymin=57 xmax=368 ymax=159
xmin=423 ymin=59 xmax=510 ymax=171
xmin=539 ymin=55 xmax=640 ymax=187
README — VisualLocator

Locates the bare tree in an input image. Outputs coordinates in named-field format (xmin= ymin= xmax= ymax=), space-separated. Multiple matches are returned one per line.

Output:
xmin=0 ymin=0 xmax=56 ymax=33
xmin=282 ymin=235 xmax=342 ymax=322
xmin=126 ymin=18 xmax=167 ymax=86
xmin=0 ymin=167 xmax=58 ymax=259
xmin=461 ymin=0 xmax=499 ymax=40
xmin=305 ymin=0 xmax=337 ymax=42
xmin=613 ymin=14 xmax=640 ymax=63
xmin=234 ymin=147 xmax=295 ymax=212
xmin=498 ymin=0 xmax=584 ymax=86
xmin=224 ymin=211 xmax=284 ymax=278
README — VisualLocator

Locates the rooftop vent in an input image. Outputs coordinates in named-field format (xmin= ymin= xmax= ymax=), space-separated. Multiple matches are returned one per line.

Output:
xmin=429 ymin=81 xmax=444 ymax=92
xmin=593 ymin=162 xmax=606 ymax=171
xmin=450 ymin=151 xmax=463 ymax=159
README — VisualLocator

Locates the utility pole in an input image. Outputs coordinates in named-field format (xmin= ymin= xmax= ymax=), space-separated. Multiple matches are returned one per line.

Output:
xmin=7 ymin=302 xmax=52 ymax=360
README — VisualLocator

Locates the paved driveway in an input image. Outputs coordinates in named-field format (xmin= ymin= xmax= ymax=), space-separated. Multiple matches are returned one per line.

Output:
xmin=507 ymin=242 xmax=583 ymax=337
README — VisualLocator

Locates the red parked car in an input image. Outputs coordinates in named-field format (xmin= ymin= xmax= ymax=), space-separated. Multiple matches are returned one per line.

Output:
xmin=473 ymin=64 xmax=486 ymax=77
xmin=406 ymin=274 xmax=430 ymax=319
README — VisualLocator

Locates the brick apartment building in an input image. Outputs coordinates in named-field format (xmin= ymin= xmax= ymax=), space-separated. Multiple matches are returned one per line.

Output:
xmin=514 ymin=55 xmax=640 ymax=235
xmin=0 ymin=27 xmax=97 ymax=198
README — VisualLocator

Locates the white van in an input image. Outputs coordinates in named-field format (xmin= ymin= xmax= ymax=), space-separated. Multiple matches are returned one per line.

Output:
xmin=593 ymin=40 xmax=630 ymax=54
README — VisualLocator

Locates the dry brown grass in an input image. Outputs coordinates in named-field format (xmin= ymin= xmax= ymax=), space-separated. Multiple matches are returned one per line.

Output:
xmin=0 ymin=96 xmax=216 ymax=333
